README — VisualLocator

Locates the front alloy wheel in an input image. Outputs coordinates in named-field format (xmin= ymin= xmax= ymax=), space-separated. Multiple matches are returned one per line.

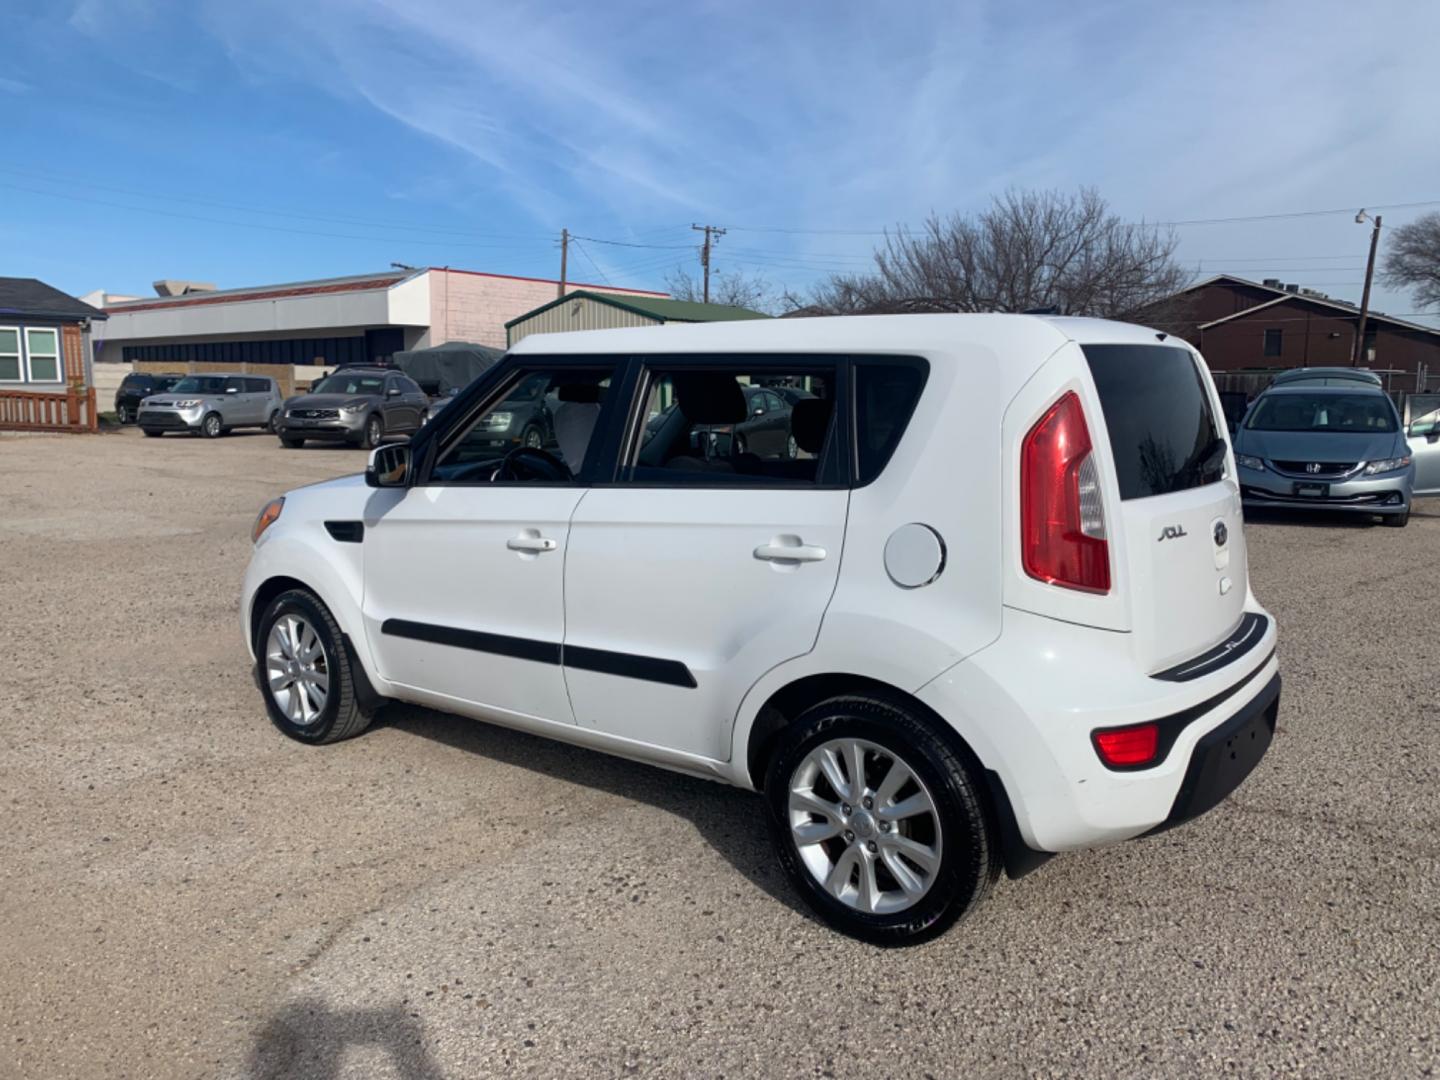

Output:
xmin=256 ymin=589 xmax=373 ymax=743
xmin=202 ymin=412 xmax=223 ymax=438
xmin=362 ymin=415 xmax=383 ymax=449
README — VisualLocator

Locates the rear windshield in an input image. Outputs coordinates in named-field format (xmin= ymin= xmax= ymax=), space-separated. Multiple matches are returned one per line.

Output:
xmin=120 ymin=374 xmax=152 ymax=388
xmin=1245 ymin=392 xmax=1397 ymax=433
xmin=1082 ymin=345 xmax=1225 ymax=500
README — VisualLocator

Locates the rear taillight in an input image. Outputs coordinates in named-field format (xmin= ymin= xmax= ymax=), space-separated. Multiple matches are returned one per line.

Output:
xmin=1020 ymin=391 xmax=1110 ymax=593
xmin=1092 ymin=722 xmax=1160 ymax=768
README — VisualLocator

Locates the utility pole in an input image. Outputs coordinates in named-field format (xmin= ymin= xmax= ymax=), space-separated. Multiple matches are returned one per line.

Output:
xmin=691 ymin=223 xmax=726 ymax=303
xmin=558 ymin=228 xmax=569 ymax=298
xmin=1351 ymin=211 xmax=1382 ymax=366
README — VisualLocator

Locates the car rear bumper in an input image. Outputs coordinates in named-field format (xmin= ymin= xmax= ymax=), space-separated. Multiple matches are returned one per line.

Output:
xmin=1238 ymin=464 xmax=1411 ymax=513
xmin=917 ymin=604 xmax=1280 ymax=853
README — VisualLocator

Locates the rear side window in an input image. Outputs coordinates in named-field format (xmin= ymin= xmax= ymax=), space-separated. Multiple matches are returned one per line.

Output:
xmin=245 ymin=378 xmax=271 ymax=393
xmin=1082 ymin=345 xmax=1225 ymax=500
xmin=121 ymin=373 xmax=151 ymax=389
xmin=854 ymin=360 xmax=927 ymax=484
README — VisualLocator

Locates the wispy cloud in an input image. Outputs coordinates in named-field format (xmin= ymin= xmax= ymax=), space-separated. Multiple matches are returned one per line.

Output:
xmin=0 ymin=76 xmax=30 ymax=95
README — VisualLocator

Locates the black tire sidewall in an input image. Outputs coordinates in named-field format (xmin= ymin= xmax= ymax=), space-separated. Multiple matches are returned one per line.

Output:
xmin=764 ymin=700 xmax=995 ymax=945
xmin=256 ymin=591 xmax=347 ymax=743
xmin=364 ymin=416 xmax=382 ymax=449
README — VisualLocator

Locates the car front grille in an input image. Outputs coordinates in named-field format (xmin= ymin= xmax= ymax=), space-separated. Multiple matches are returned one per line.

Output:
xmin=290 ymin=409 xmax=340 ymax=420
xmin=138 ymin=412 xmax=188 ymax=429
xmin=1271 ymin=460 xmax=1357 ymax=477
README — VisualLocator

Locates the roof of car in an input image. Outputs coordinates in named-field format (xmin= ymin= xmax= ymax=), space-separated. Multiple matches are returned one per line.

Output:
xmin=1259 ymin=383 xmax=1391 ymax=396
xmin=508 ymin=312 xmax=1176 ymax=358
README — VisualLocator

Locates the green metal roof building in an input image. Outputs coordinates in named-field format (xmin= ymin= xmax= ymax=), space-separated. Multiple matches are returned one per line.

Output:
xmin=505 ymin=290 xmax=770 ymax=346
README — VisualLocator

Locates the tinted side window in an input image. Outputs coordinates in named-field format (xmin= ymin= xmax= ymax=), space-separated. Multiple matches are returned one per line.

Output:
xmin=629 ymin=366 xmax=839 ymax=486
xmin=246 ymin=378 xmax=271 ymax=393
xmin=854 ymin=361 xmax=927 ymax=484
xmin=223 ymin=377 xmax=247 ymax=394
xmin=397 ymin=376 xmax=422 ymax=395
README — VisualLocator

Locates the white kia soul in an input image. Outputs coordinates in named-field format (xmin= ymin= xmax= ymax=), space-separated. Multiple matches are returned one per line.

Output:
xmin=243 ymin=314 xmax=1280 ymax=944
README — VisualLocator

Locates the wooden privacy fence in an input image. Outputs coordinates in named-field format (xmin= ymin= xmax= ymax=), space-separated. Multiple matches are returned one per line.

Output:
xmin=0 ymin=383 xmax=99 ymax=433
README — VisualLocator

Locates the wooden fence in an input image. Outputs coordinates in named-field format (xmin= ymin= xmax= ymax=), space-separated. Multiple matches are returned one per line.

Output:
xmin=0 ymin=383 xmax=99 ymax=433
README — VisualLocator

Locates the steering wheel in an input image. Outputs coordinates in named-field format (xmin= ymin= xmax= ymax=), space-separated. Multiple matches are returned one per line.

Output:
xmin=494 ymin=446 xmax=572 ymax=483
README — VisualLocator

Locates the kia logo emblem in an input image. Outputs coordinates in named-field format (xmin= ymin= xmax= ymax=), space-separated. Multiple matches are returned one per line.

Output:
xmin=1306 ymin=463 xmax=1322 ymax=474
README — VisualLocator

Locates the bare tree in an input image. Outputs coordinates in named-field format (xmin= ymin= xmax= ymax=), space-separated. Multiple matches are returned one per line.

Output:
xmin=804 ymin=188 xmax=1190 ymax=322
xmin=1381 ymin=211 xmax=1440 ymax=310
xmin=664 ymin=267 xmax=782 ymax=314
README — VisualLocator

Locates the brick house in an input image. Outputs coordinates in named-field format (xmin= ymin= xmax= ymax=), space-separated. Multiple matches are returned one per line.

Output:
xmin=0 ymin=277 xmax=104 ymax=392
xmin=1162 ymin=274 xmax=1440 ymax=391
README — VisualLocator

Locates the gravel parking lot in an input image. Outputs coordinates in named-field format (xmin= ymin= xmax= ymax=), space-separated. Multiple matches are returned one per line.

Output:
xmin=3 ymin=427 xmax=1437 ymax=1079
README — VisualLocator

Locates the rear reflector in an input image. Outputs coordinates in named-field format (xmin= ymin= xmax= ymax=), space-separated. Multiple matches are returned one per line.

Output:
xmin=1093 ymin=723 xmax=1160 ymax=768
xmin=1020 ymin=391 xmax=1111 ymax=593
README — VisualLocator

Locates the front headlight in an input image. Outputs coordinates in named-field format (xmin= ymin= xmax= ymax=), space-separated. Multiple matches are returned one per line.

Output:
xmin=1235 ymin=453 xmax=1265 ymax=471
xmin=252 ymin=496 xmax=285 ymax=544
xmin=485 ymin=411 xmax=514 ymax=431
xmin=1364 ymin=456 xmax=1411 ymax=475
xmin=339 ymin=399 xmax=368 ymax=415
xmin=173 ymin=399 xmax=203 ymax=408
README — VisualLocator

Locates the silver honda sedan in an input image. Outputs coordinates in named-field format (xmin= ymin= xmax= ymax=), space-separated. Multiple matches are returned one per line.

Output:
xmin=1232 ymin=385 xmax=1415 ymax=526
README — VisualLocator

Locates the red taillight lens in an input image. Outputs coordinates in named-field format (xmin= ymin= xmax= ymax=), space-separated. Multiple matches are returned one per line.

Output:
xmin=1020 ymin=391 xmax=1110 ymax=593
xmin=1093 ymin=723 xmax=1159 ymax=768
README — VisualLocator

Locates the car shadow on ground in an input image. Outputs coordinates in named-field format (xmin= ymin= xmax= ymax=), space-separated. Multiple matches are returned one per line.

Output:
xmin=247 ymin=1000 xmax=446 ymax=1080
xmin=1242 ymin=507 xmax=1390 ymax=529
xmin=378 ymin=701 xmax=815 ymax=923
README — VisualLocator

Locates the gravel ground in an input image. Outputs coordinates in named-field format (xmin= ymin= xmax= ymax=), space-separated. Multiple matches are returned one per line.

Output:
xmin=2 ymin=427 xmax=1437 ymax=1079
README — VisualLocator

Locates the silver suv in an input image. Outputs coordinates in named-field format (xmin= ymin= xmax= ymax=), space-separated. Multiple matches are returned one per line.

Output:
xmin=137 ymin=374 xmax=284 ymax=439
xmin=276 ymin=367 xmax=429 ymax=449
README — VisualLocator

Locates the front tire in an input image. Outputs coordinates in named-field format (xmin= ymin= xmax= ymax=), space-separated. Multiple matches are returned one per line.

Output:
xmin=361 ymin=414 xmax=383 ymax=450
xmin=116 ymin=404 xmax=132 ymax=424
xmin=764 ymin=694 xmax=999 ymax=945
xmin=280 ymin=437 xmax=304 ymax=449
xmin=1384 ymin=510 xmax=1409 ymax=528
xmin=201 ymin=412 xmax=224 ymax=438
xmin=256 ymin=589 xmax=373 ymax=744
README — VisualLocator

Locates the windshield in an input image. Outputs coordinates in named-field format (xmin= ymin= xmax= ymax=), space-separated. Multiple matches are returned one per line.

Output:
xmin=311 ymin=373 xmax=386 ymax=396
xmin=1246 ymin=393 xmax=1397 ymax=433
xmin=169 ymin=376 xmax=228 ymax=394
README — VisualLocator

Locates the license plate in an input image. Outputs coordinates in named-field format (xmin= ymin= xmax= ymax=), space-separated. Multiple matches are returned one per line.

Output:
xmin=1294 ymin=482 xmax=1329 ymax=498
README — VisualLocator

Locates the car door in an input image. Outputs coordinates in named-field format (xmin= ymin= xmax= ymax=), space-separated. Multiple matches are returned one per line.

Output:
xmin=1408 ymin=408 xmax=1440 ymax=496
xmin=391 ymin=375 xmax=428 ymax=432
xmin=361 ymin=361 xmax=621 ymax=725
xmin=561 ymin=362 xmax=849 ymax=761
xmin=220 ymin=377 xmax=252 ymax=425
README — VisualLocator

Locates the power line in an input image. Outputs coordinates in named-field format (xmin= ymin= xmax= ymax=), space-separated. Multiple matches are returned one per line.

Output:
xmin=571 ymin=238 xmax=612 ymax=286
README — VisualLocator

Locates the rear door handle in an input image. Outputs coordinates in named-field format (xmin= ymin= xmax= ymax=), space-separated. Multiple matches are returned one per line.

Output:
xmin=507 ymin=535 xmax=557 ymax=552
xmin=754 ymin=541 xmax=827 ymax=563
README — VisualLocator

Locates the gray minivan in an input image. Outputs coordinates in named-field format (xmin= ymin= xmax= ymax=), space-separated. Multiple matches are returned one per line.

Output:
xmin=137 ymin=374 xmax=284 ymax=438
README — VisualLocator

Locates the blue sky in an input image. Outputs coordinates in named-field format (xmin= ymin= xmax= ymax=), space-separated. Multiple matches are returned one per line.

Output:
xmin=4 ymin=0 xmax=1438 ymax=322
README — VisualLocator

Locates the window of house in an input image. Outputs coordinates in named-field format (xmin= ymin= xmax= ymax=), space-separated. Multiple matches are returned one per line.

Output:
xmin=0 ymin=328 xmax=19 ymax=381
xmin=23 ymin=328 xmax=61 ymax=382
xmin=628 ymin=366 xmax=839 ymax=486
xmin=1263 ymin=328 xmax=1283 ymax=357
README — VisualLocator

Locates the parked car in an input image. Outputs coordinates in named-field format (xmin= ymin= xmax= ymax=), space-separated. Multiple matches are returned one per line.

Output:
xmin=1404 ymin=406 xmax=1440 ymax=498
xmin=645 ymin=384 xmax=800 ymax=460
xmin=430 ymin=371 xmax=554 ymax=454
xmin=242 ymin=315 xmax=1279 ymax=944
xmin=276 ymin=367 xmax=429 ymax=449
xmin=1233 ymin=383 xmax=1417 ymax=525
xmin=137 ymin=374 xmax=283 ymax=438
xmin=114 ymin=371 xmax=183 ymax=424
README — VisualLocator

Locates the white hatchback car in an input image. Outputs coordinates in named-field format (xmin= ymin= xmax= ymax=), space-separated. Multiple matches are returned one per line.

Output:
xmin=243 ymin=314 xmax=1280 ymax=944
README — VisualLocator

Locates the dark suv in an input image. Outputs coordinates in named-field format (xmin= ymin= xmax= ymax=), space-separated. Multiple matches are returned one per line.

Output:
xmin=277 ymin=367 xmax=430 ymax=449
xmin=114 ymin=371 xmax=183 ymax=424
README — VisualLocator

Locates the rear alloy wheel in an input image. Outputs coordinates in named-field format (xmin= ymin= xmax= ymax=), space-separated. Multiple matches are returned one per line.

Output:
xmin=362 ymin=415 xmax=383 ymax=450
xmin=201 ymin=412 xmax=224 ymax=439
xmin=766 ymin=694 xmax=998 ymax=945
xmin=257 ymin=589 xmax=373 ymax=744
xmin=268 ymin=410 xmax=281 ymax=433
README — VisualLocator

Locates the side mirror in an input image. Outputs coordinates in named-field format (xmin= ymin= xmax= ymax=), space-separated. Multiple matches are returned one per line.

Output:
xmin=366 ymin=443 xmax=413 ymax=488
xmin=227 ymin=386 xmax=239 ymax=394
xmin=387 ymin=387 xmax=402 ymax=397
xmin=752 ymin=406 xmax=765 ymax=416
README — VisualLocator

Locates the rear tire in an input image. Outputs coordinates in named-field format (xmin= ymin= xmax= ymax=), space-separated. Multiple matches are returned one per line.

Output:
xmin=764 ymin=694 xmax=999 ymax=945
xmin=255 ymin=588 xmax=373 ymax=744
xmin=267 ymin=410 xmax=281 ymax=433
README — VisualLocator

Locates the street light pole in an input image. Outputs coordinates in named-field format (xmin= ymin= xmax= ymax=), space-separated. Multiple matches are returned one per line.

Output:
xmin=1351 ymin=210 xmax=1382 ymax=366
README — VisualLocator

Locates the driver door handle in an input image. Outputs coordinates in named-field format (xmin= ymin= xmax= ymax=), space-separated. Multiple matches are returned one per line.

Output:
xmin=754 ymin=541 xmax=827 ymax=563
xmin=507 ymin=535 xmax=557 ymax=553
